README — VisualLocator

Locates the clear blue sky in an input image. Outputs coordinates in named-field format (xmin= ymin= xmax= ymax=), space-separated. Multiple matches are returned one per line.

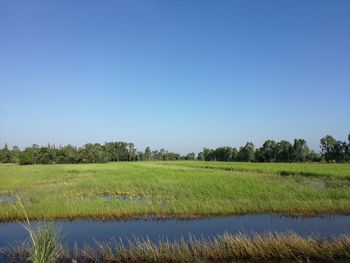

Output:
xmin=1 ymin=0 xmax=349 ymax=153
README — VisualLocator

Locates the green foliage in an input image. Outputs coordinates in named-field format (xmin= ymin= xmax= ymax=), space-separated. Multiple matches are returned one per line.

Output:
xmin=185 ymin=152 xmax=196 ymax=160
xmin=276 ymin=140 xmax=293 ymax=162
xmin=1 ymin=132 xmax=349 ymax=165
xmin=30 ymin=224 xmax=62 ymax=263
xmin=320 ymin=134 xmax=348 ymax=162
xmin=238 ymin=142 xmax=255 ymax=162
xmin=144 ymin=147 xmax=152 ymax=161
xmin=292 ymin=139 xmax=310 ymax=162
xmin=0 ymin=143 xmax=12 ymax=163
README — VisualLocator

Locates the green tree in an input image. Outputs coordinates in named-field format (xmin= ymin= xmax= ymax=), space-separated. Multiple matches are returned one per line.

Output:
xmin=292 ymin=139 xmax=309 ymax=162
xmin=186 ymin=152 xmax=196 ymax=160
xmin=19 ymin=148 xmax=34 ymax=165
xmin=197 ymin=151 xmax=204 ymax=161
xmin=144 ymin=147 xmax=152 ymax=161
xmin=0 ymin=144 xmax=12 ymax=163
xmin=260 ymin=140 xmax=277 ymax=162
xmin=238 ymin=142 xmax=255 ymax=162
xmin=11 ymin=146 xmax=21 ymax=163
xmin=308 ymin=150 xmax=322 ymax=162
xmin=276 ymin=140 xmax=293 ymax=162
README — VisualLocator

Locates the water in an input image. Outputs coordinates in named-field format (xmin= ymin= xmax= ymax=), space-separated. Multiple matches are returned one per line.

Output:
xmin=100 ymin=194 xmax=146 ymax=202
xmin=0 ymin=195 xmax=16 ymax=205
xmin=0 ymin=214 xmax=349 ymax=249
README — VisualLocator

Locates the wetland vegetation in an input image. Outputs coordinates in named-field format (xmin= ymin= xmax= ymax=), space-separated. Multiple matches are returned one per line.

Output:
xmin=2 ymin=229 xmax=350 ymax=263
xmin=0 ymin=161 xmax=350 ymax=221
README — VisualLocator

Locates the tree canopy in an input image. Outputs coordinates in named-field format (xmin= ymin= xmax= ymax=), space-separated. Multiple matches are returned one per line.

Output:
xmin=0 ymin=133 xmax=349 ymax=165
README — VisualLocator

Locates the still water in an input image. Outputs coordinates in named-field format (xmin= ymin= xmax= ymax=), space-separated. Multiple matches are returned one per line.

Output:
xmin=0 ymin=214 xmax=349 ymax=248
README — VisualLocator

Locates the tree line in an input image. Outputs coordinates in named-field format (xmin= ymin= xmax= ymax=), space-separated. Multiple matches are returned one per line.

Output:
xmin=0 ymin=133 xmax=349 ymax=165
xmin=0 ymin=142 xmax=185 ymax=165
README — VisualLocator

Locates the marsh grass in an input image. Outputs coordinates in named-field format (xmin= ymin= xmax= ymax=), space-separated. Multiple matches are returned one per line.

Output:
xmin=10 ymin=197 xmax=62 ymax=263
xmin=3 ymin=232 xmax=350 ymax=262
xmin=0 ymin=162 xmax=350 ymax=220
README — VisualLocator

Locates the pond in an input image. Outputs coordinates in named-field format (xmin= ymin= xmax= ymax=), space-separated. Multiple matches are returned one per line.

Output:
xmin=0 ymin=214 xmax=349 ymax=249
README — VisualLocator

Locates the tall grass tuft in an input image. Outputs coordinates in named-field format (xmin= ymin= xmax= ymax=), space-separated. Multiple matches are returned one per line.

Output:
xmin=12 ymin=196 xmax=62 ymax=263
xmin=29 ymin=223 xmax=62 ymax=263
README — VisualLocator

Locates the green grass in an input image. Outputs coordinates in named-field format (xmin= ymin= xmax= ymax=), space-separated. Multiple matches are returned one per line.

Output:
xmin=160 ymin=161 xmax=350 ymax=179
xmin=0 ymin=161 xmax=350 ymax=220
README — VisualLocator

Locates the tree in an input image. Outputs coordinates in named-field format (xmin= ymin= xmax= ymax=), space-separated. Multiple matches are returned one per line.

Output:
xmin=197 ymin=152 xmax=204 ymax=161
xmin=0 ymin=144 xmax=12 ymax=163
xmin=19 ymin=148 xmax=34 ymax=165
xmin=80 ymin=143 xmax=108 ymax=163
xmin=308 ymin=150 xmax=322 ymax=162
xmin=320 ymin=135 xmax=337 ymax=162
xmin=238 ymin=142 xmax=255 ymax=162
xmin=186 ymin=152 xmax=196 ymax=160
xmin=144 ymin=147 xmax=152 ymax=161
xmin=254 ymin=148 xmax=264 ymax=162
xmin=11 ymin=146 xmax=21 ymax=163
xmin=214 ymin=147 xmax=234 ymax=162
xmin=105 ymin=142 xmax=117 ymax=162
xmin=320 ymin=135 xmax=348 ymax=162
xmin=347 ymin=133 xmax=350 ymax=161
xmin=292 ymin=139 xmax=309 ymax=162
xmin=276 ymin=140 xmax=293 ymax=162
xmin=127 ymin=143 xmax=136 ymax=162
xmin=260 ymin=140 xmax=277 ymax=162
xmin=203 ymin=148 xmax=215 ymax=161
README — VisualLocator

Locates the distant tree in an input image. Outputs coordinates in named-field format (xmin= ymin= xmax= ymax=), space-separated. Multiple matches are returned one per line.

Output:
xmin=144 ymin=147 xmax=152 ymax=161
xmin=11 ymin=146 xmax=21 ymax=163
xmin=127 ymin=143 xmax=136 ymax=162
xmin=56 ymin=145 xmax=80 ymax=164
xmin=254 ymin=148 xmax=264 ymax=162
xmin=276 ymin=140 xmax=293 ymax=162
xmin=260 ymin=140 xmax=277 ymax=162
xmin=231 ymin=148 xmax=238 ymax=161
xmin=19 ymin=148 xmax=34 ymax=165
xmin=80 ymin=143 xmax=108 ymax=163
xmin=320 ymin=135 xmax=348 ymax=162
xmin=37 ymin=145 xmax=56 ymax=164
xmin=197 ymin=151 xmax=204 ymax=161
xmin=292 ymin=139 xmax=309 ymax=162
xmin=307 ymin=150 xmax=322 ymax=162
xmin=203 ymin=148 xmax=215 ymax=161
xmin=0 ymin=144 xmax=12 ymax=163
xmin=320 ymin=135 xmax=337 ymax=162
xmin=9 ymin=133 xmax=349 ymax=165
xmin=238 ymin=142 xmax=255 ymax=162
xmin=186 ymin=152 xmax=196 ymax=160
xmin=105 ymin=142 xmax=117 ymax=162
xmin=347 ymin=133 xmax=350 ymax=161
xmin=214 ymin=147 xmax=234 ymax=162
xmin=293 ymin=139 xmax=310 ymax=162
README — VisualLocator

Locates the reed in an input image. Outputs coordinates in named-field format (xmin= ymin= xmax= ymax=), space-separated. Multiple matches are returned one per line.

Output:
xmin=2 ymin=232 xmax=350 ymax=262
xmin=78 ymin=233 xmax=350 ymax=262
xmin=10 ymin=197 xmax=62 ymax=263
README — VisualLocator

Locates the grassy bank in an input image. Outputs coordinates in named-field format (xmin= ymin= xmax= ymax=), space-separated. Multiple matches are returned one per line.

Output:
xmin=2 ymin=232 xmax=350 ymax=262
xmin=0 ymin=162 xmax=350 ymax=220
xmin=161 ymin=161 xmax=350 ymax=178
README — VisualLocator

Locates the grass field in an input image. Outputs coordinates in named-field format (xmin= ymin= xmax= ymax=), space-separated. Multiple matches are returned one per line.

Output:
xmin=0 ymin=161 xmax=350 ymax=221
